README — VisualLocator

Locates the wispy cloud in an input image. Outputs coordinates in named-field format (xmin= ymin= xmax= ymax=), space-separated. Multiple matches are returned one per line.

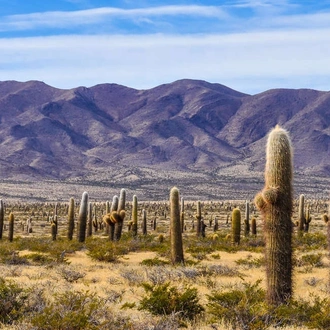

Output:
xmin=1 ymin=29 xmax=330 ymax=93
xmin=0 ymin=5 xmax=228 ymax=32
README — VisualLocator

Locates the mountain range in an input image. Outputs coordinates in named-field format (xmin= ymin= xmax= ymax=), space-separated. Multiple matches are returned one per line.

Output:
xmin=0 ymin=79 xmax=329 ymax=200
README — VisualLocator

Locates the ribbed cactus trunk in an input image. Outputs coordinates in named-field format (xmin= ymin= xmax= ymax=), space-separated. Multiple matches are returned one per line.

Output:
xmin=114 ymin=189 xmax=126 ymax=241
xmin=142 ymin=209 xmax=147 ymax=235
xmin=298 ymin=194 xmax=305 ymax=235
xmin=68 ymin=198 xmax=75 ymax=240
xmin=254 ymin=125 xmax=293 ymax=306
xmin=231 ymin=208 xmax=241 ymax=245
xmin=170 ymin=187 xmax=184 ymax=264
xmin=304 ymin=207 xmax=312 ymax=232
xmin=8 ymin=212 xmax=14 ymax=242
xmin=0 ymin=200 xmax=4 ymax=239
xmin=77 ymin=192 xmax=88 ymax=242
xmin=132 ymin=195 xmax=138 ymax=237
xmin=244 ymin=201 xmax=250 ymax=236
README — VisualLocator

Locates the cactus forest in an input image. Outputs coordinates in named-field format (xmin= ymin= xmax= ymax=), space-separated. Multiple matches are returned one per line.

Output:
xmin=0 ymin=125 xmax=330 ymax=330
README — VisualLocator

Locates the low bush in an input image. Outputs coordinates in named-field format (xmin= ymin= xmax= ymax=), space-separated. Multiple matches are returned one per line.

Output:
xmin=139 ymin=282 xmax=204 ymax=321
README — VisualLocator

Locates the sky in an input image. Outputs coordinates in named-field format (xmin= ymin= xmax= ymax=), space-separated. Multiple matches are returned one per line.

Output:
xmin=1 ymin=0 xmax=330 ymax=94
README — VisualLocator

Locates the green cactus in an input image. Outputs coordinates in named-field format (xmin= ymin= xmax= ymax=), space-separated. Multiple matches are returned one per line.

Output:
xmin=196 ymin=201 xmax=202 ymax=237
xmin=231 ymin=208 xmax=241 ymax=245
xmin=170 ymin=187 xmax=184 ymax=264
xmin=142 ymin=209 xmax=147 ymax=235
xmin=132 ymin=195 xmax=138 ymax=237
xmin=51 ymin=222 xmax=57 ymax=241
xmin=322 ymin=214 xmax=329 ymax=223
xmin=77 ymin=192 xmax=88 ymax=242
xmin=251 ymin=217 xmax=257 ymax=236
xmin=180 ymin=197 xmax=184 ymax=233
xmin=304 ymin=207 xmax=312 ymax=232
xmin=87 ymin=202 xmax=93 ymax=237
xmin=0 ymin=199 xmax=4 ymax=239
xmin=244 ymin=200 xmax=250 ymax=237
xmin=8 ymin=212 xmax=14 ymax=242
xmin=67 ymin=197 xmax=75 ymax=240
xmin=298 ymin=194 xmax=305 ymax=236
xmin=108 ymin=195 xmax=118 ymax=241
xmin=254 ymin=125 xmax=293 ymax=306
xmin=114 ymin=189 xmax=126 ymax=241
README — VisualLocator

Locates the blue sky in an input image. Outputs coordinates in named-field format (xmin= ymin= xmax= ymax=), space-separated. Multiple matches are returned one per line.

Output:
xmin=1 ymin=0 xmax=330 ymax=94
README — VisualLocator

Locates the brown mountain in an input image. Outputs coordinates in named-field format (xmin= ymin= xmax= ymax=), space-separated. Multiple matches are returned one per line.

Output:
xmin=0 ymin=79 xmax=329 ymax=199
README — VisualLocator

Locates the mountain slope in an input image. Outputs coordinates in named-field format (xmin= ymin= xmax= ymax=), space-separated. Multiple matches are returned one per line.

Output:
xmin=0 ymin=79 xmax=329 ymax=183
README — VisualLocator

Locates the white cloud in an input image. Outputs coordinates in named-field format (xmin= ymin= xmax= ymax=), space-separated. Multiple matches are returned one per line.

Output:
xmin=1 ymin=29 xmax=330 ymax=93
xmin=0 ymin=5 xmax=228 ymax=31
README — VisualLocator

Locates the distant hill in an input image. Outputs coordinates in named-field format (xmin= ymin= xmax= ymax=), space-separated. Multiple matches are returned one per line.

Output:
xmin=0 ymin=78 xmax=329 ymax=200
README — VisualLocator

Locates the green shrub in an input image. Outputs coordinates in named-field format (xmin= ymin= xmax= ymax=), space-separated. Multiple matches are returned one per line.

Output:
xmin=139 ymin=282 xmax=204 ymax=320
xmin=31 ymin=290 xmax=130 ymax=330
xmin=140 ymin=257 xmax=170 ymax=266
xmin=0 ymin=277 xmax=28 ymax=324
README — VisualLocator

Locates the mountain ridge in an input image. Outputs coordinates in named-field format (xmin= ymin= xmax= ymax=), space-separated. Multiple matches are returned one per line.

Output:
xmin=0 ymin=78 xmax=329 ymax=186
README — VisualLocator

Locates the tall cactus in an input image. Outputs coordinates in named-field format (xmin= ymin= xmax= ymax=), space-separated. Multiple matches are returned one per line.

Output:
xmin=170 ymin=187 xmax=184 ymax=264
xmin=180 ymin=197 xmax=185 ymax=233
xmin=254 ymin=125 xmax=293 ymax=305
xmin=196 ymin=201 xmax=202 ymax=237
xmin=8 ymin=212 xmax=14 ymax=242
xmin=304 ymin=207 xmax=312 ymax=232
xmin=244 ymin=201 xmax=250 ymax=236
xmin=68 ymin=197 xmax=75 ymax=240
xmin=132 ymin=195 xmax=138 ymax=237
xmin=77 ymin=192 xmax=88 ymax=242
xmin=298 ymin=194 xmax=305 ymax=235
xmin=231 ymin=208 xmax=241 ymax=245
xmin=87 ymin=202 xmax=93 ymax=237
xmin=251 ymin=217 xmax=257 ymax=236
xmin=142 ymin=209 xmax=147 ymax=235
xmin=0 ymin=199 xmax=4 ymax=240
xmin=114 ymin=189 xmax=126 ymax=241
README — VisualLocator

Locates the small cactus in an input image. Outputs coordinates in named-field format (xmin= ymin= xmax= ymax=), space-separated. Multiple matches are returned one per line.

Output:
xmin=170 ymin=187 xmax=184 ymax=264
xmin=304 ymin=207 xmax=312 ymax=233
xmin=132 ymin=195 xmax=138 ymax=237
xmin=244 ymin=201 xmax=250 ymax=236
xmin=67 ymin=197 xmax=75 ymax=240
xmin=142 ymin=209 xmax=147 ymax=235
xmin=196 ymin=201 xmax=202 ymax=237
xmin=298 ymin=194 xmax=305 ymax=235
xmin=8 ymin=212 xmax=14 ymax=242
xmin=180 ymin=197 xmax=185 ymax=233
xmin=87 ymin=202 xmax=93 ymax=237
xmin=114 ymin=189 xmax=126 ymax=241
xmin=0 ymin=200 xmax=4 ymax=240
xmin=51 ymin=222 xmax=57 ymax=241
xmin=77 ymin=192 xmax=88 ymax=242
xmin=231 ymin=208 xmax=241 ymax=245
xmin=251 ymin=217 xmax=257 ymax=236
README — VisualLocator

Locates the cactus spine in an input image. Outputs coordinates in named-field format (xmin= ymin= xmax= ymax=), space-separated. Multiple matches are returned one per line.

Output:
xmin=254 ymin=125 xmax=293 ymax=305
xmin=68 ymin=197 xmax=75 ymax=240
xmin=231 ymin=208 xmax=241 ymax=245
xmin=170 ymin=187 xmax=184 ymax=264
xmin=77 ymin=192 xmax=88 ymax=242
xmin=132 ymin=195 xmax=138 ymax=237
xmin=0 ymin=200 xmax=4 ymax=239
xmin=8 ymin=212 xmax=14 ymax=242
